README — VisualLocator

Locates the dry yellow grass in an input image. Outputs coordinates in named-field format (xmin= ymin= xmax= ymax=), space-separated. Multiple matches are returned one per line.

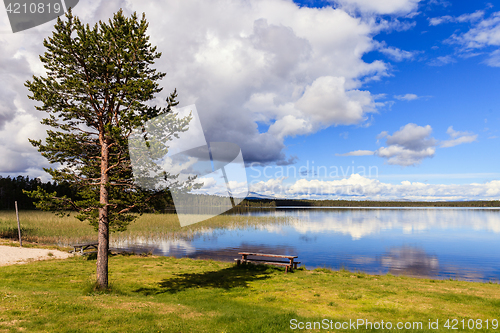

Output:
xmin=0 ymin=210 xmax=289 ymax=246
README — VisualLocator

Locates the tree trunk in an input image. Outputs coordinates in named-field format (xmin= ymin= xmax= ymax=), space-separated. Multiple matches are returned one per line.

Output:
xmin=97 ymin=138 xmax=110 ymax=290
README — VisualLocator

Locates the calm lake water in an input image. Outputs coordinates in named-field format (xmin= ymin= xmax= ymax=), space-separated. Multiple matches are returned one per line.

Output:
xmin=113 ymin=208 xmax=500 ymax=282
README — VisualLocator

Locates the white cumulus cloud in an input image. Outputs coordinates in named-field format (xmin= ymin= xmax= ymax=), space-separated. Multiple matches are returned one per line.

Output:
xmin=375 ymin=123 xmax=437 ymax=166
xmin=440 ymin=126 xmax=478 ymax=148
xmin=443 ymin=11 xmax=500 ymax=65
xmin=394 ymin=93 xmax=419 ymax=101
xmin=339 ymin=124 xmax=478 ymax=166
xmin=0 ymin=0 xmax=418 ymax=174
xmin=331 ymin=0 xmax=421 ymax=15
xmin=336 ymin=150 xmax=375 ymax=156
xmin=250 ymin=173 xmax=500 ymax=201
xmin=379 ymin=46 xmax=419 ymax=61
xmin=428 ymin=10 xmax=484 ymax=26
xmin=428 ymin=55 xmax=456 ymax=66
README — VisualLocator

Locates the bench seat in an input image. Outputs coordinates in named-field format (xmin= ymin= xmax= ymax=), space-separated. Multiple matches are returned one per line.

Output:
xmin=70 ymin=242 xmax=98 ymax=255
xmin=235 ymin=252 xmax=300 ymax=273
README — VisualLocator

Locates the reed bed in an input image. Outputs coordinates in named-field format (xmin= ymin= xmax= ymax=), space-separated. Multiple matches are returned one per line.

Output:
xmin=0 ymin=211 xmax=95 ymax=245
xmin=0 ymin=210 xmax=289 ymax=246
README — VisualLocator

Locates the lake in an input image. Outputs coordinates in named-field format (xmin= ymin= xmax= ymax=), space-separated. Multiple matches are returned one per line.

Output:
xmin=112 ymin=207 xmax=500 ymax=282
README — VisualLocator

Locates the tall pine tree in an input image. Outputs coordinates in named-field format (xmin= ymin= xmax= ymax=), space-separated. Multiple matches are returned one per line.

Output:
xmin=25 ymin=9 xmax=193 ymax=289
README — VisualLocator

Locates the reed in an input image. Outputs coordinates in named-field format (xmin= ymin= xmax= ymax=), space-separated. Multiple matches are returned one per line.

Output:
xmin=0 ymin=210 xmax=289 ymax=246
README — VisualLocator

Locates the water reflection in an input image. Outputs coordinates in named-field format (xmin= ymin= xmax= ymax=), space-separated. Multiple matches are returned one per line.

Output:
xmin=381 ymin=246 xmax=439 ymax=277
xmin=112 ymin=238 xmax=196 ymax=256
xmin=253 ymin=208 xmax=500 ymax=239
xmin=112 ymin=239 xmax=297 ymax=262
xmin=112 ymin=208 xmax=500 ymax=282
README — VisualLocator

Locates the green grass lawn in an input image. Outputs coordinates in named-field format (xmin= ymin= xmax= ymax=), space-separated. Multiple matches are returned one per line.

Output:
xmin=1 ymin=254 xmax=499 ymax=332
xmin=1 ymin=211 xmax=500 ymax=332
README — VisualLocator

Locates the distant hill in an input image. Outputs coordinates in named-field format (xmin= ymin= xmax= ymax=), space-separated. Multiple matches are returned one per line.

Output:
xmin=244 ymin=192 xmax=276 ymax=200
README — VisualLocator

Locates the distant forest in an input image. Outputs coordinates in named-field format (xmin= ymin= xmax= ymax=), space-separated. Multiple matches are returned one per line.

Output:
xmin=244 ymin=198 xmax=500 ymax=208
xmin=0 ymin=176 xmax=76 ymax=210
xmin=1 ymin=175 xmax=499 ymax=210
xmin=0 ymin=175 xmax=268 ymax=212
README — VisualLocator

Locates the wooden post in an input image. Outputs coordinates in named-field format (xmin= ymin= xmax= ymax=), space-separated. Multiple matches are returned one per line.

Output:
xmin=15 ymin=201 xmax=22 ymax=247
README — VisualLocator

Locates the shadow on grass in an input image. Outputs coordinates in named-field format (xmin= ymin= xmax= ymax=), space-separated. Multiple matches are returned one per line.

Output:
xmin=135 ymin=264 xmax=275 ymax=295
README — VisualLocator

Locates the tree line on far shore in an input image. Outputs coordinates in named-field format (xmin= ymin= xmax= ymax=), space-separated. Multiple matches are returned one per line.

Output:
xmin=0 ymin=175 xmax=276 ymax=212
xmin=239 ymin=198 xmax=500 ymax=207
xmin=0 ymin=175 xmax=172 ymax=211
xmin=2 ymin=175 xmax=498 ymax=211
xmin=0 ymin=175 xmax=75 ymax=210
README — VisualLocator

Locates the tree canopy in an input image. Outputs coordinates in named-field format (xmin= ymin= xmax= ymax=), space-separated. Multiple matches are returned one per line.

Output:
xmin=25 ymin=9 xmax=193 ymax=289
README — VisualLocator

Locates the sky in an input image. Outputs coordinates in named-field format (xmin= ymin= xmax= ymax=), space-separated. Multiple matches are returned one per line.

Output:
xmin=1 ymin=0 xmax=499 ymax=201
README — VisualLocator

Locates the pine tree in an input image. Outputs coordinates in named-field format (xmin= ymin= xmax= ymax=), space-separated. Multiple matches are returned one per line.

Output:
xmin=25 ymin=9 xmax=193 ymax=289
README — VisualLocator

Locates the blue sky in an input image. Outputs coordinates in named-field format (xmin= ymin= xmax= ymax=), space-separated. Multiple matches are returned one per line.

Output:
xmin=246 ymin=0 xmax=500 ymax=200
xmin=0 ymin=0 xmax=499 ymax=201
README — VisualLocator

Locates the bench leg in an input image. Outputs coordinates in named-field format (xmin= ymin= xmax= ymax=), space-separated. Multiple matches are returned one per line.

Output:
xmin=236 ymin=259 xmax=241 ymax=266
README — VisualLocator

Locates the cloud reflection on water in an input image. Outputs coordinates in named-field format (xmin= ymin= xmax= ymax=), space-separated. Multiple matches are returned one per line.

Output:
xmin=257 ymin=208 xmax=500 ymax=240
xmin=108 ymin=208 xmax=500 ymax=282
xmin=111 ymin=238 xmax=196 ymax=256
xmin=381 ymin=246 xmax=439 ymax=277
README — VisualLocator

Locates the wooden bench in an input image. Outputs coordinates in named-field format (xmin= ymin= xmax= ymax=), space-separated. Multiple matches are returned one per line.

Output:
xmin=71 ymin=242 xmax=98 ymax=255
xmin=235 ymin=252 xmax=300 ymax=273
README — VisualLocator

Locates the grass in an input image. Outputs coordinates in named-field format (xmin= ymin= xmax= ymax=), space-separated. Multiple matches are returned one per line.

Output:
xmin=0 ymin=255 xmax=499 ymax=332
xmin=0 ymin=211 xmax=95 ymax=245
xmin=2 ymin=210 xmax=499 ymax=331
xmin=0 ymin=210 xmax=289 ymax=246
